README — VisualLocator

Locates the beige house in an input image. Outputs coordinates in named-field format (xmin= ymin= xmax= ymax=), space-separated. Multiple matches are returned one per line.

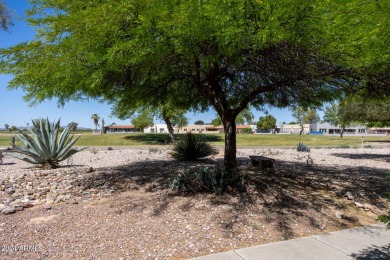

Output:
xmin=368 ymin=127 xmax=390 ymax=135
xmin=176 ymin=124 xmax=256 ymax=134
xmin=277 ymin=124 xmax=310 ymax=134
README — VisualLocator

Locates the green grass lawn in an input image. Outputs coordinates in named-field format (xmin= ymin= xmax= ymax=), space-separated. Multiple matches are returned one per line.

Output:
xmin=1 ymin=132 xmax=389 ymax=147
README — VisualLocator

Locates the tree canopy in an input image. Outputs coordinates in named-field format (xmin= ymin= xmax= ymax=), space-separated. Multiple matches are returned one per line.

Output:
xmin=343 ymin=96 xmax=390 ymax=127
xmin=131 ymin=110 xmax=154 ymax=132
xmin=235 ymin=108 xmax=254 ymax=125
xmin=257 ymin=115 xmax=276 ymax=130
xmin=194 ymin=120 xmax=204 ymax=125
xmin=323 ymin=102 xmax=354 ymax=139
xmin=1 ymin=0 xmax=389 ymax=185
xmin=325 ymin=96 xmax=390 ymax=129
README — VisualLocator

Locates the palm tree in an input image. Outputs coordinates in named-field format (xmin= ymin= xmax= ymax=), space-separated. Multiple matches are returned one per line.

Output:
xmin=91 ymin=114 xmax=100 ymax=130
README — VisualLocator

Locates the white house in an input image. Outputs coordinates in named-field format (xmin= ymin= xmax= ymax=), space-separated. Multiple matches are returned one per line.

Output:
xmin=308 ymin=123 xmax=367 ymax=135
xmin=144 ymin=124 xmax=170 ymax=133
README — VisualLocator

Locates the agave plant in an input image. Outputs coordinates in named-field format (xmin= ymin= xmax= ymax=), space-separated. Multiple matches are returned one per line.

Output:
xmin=5 ymin=118 xmax=87 ymax=169
xmin=171 ymin=132 xmax=218 ymax=160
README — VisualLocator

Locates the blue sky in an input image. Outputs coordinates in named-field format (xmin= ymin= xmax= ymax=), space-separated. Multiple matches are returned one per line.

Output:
xmin=0 ymin=0 xmax=296 ymax=129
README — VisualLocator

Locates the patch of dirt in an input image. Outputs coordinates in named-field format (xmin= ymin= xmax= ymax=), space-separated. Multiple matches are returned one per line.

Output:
xmin=28 ymin=215 xmax=58 ymax=225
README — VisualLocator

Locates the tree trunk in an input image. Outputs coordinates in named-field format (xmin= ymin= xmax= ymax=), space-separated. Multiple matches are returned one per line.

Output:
xmin=164 ymin=117 xmax=175 ymax=143
xmin=223 ymin=116 xmax=238 ymax=181
xmin=340 ymin=127 xmax=345 ymax=139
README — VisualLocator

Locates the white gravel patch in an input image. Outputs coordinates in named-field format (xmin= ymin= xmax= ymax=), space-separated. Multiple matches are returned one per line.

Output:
xmin=237 ymin=147 xmax=390 ymax=170
xmin=0 ymin=147 xmax=173 ymax=179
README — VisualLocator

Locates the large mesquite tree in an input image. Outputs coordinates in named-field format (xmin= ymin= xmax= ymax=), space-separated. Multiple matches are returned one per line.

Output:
xmin=1 ymin=0 xmax=389 ymax=185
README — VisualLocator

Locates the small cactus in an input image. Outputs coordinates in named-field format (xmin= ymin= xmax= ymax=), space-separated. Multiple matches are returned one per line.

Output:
xmin=297 ymin=142 xmax=310 ymax=152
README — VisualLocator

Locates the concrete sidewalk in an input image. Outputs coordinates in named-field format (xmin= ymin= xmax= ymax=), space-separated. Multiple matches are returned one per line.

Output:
xmin=192 ymin=224 xmax=390 ymax=260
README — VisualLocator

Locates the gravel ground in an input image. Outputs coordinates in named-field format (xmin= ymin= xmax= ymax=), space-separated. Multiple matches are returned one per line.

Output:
xmin=0 ymin=146 xmax=389 ymax=259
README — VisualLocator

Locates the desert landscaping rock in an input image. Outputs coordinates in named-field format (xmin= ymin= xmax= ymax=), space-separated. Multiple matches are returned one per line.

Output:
xmin=340 ymin=214 xmax=360 ymax=223
xmin=43 ymin=204 xmax=52 ymax=210
xmin=345 ymin=191 xmax=355 ymax=200
xmin=354 ymin=202 xmax=364 ymax=208
xmin=1 ymin=206 xmax=16 ymax=214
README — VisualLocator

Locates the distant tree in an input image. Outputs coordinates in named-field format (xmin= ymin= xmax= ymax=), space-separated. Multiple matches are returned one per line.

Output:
xmin=211 ymin=116 xmax=222 ymax=127
xmin=0 ymin=1 xmax=12 ymax=31
xmin=10 ymin=125 xmax=17 ymax=132
xmin=257 ymin=115 xmax=277 ymax=131
xmin=131 ymin=110 xmax=154 ymax=132
xmin=172 ymin=114 xmax=188 ymax=133
xmin=304 ymin=109 xmax=321 ymax=124
xmin=291 ymin=107 xmax=320 ymax=135
xmin=91 ymin=114 xmax=100 ymax=130
xmin=289 ymin=122 xmax=296 ymax=124
xmin=241 ymin=128 xmax=253 ymax=134
xmin=323 ymin=102 xmax=352 ymax=139
xmin=339 ymin=96 xmax=390 ymax=127
xmin=282 ymin=121 xmax=286 ymax=125
xmin=194 ymin=120 xmax=204 ymax=125
xmin=161 ymin=108 xmax=189 ymax=142
xmin=236 ymin=108 xmax=254 ymax=125
xmin=290 ymin=107 xmax=306 ymax=136
xmin=4 ymin=123 xmax=9 ymax=131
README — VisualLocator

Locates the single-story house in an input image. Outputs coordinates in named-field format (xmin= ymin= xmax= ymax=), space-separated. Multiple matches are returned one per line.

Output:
xmin=144 ymin=124 xmax=170 ymax=133
xmin=104 ymin=125 xmax=140 ymax=133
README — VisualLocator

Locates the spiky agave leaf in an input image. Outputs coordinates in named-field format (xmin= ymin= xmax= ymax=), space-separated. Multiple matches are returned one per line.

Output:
xmin=5 ymin=151 xmax=43 ymax=165
xmin=5 ymin=118 xmax=87 ymax=169
xmin=12 ymin=128 xmax=43 ymax=157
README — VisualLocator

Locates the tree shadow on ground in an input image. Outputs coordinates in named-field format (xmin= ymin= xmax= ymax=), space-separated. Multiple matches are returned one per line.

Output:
xmin=123 ymin=133 xmax=223 ymax=144
xmin=350 ymin=245 xmax=390 ymax=259
xmin=77 ymin=157 xmax=390 ymax=240
xmin=0 ymin=162 xmax=15 ymax=165
xmin=331 ymin=153 xmax=390 ymax=163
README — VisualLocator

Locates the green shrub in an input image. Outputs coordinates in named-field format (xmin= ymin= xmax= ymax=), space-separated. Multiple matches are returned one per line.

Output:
xmin=296 ymin=142 xmax=310 ymax=152
xmin=241 ymin=128 xmax=253 ymax=134
xmin=171 ymin=132 xmax=217 ymax=160
xmin=5 ymin=118 xmax=86 ymax=169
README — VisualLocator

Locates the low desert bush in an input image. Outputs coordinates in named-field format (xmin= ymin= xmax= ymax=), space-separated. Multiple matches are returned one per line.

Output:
xmin=172 ymin=164 xmax=246 ymax=194
xmin=241 ymin=128 xmax=253 ymax=134
xmin=296 ymin=142 xmax=310 ymax=152
xmin=172 ymin=164 xmax=225 ymax=193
